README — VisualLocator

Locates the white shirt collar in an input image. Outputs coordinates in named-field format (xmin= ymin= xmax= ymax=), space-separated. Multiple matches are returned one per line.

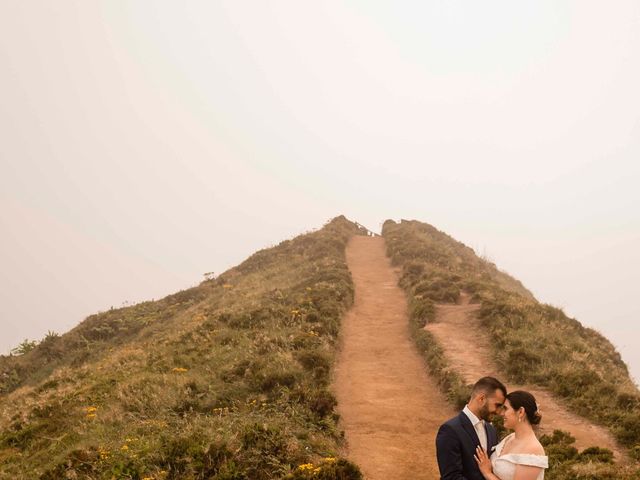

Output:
xmin=463 ymin=404 xmax=483 ymax=427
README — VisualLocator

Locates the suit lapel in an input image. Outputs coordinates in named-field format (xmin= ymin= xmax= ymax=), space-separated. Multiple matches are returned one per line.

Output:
xmin=459 ymin=412 xmax=481 ymax=449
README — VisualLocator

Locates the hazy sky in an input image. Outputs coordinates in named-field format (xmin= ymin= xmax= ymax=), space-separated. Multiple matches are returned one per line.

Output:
xmin=1 ymin=1 xmax=639 ymax=381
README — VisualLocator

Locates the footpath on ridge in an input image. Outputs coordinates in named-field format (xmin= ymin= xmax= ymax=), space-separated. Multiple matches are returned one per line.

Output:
xmin=333 ymin=236 xmax=627 ymax=479
xmin=333 ymin=236 xmax=454 ymax=479
xmin=427 ymin=293 xmax=625 ymax=461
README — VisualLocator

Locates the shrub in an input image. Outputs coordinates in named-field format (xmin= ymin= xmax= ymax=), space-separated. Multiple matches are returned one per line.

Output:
xmin=295 ymin=349 xmax=332 ymax=382
xmin=285 ymin=458 xmax=362 ymax=480
xmin=629 ymin=445 xmax=640 ymax=461
xmin=307 ymin=389 xmax=338 ymax=419
xmin=40 ymin=448 xmax=101 ymax=479
xmin=410 ymin=298 xmax=436 ymax=326
xmin=158 ymin=436 xmax=235 ymax=478
xmin=614 ymin=412 xmax=640 ymax=447
xmin=539 ymin=430 xmax=580 ymax=472
xmin=503 ymin=347 xmax=543 ymax=381
xmin=578 ymin=446 xmax=614 ymax=463
xmin=382 ymin=219 xmax=640 ymax=462
xmin=540 ymin=430 xmax=576 ymax=447
xmin=10 ymin=339 xmax=38 ymax=355
xmin=0 ymin=215 xmax=367 ymax=477
xmin=616 ymin=392 xmax=640 ymax=410
xmin=238 ymin=423 xmax=294 ymax=479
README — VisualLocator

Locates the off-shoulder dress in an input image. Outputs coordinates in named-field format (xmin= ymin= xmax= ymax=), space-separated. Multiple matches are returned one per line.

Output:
xmin=490 ymin=433 xmax=549 ymax=480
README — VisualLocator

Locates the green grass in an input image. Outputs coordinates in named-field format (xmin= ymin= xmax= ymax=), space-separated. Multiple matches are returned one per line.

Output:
xmin=382 ymin=219 xmax=640 ymax=479
xmin=0 ymin=216 xmax=365 ymax=480
xmin=5 ymin=215 xmax=638 ymax=479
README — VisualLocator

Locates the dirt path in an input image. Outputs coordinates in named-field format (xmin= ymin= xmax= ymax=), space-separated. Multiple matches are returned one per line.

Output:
xmin=426 ymin=293 xmax=626 ymax=461
xmin=333 ymin=236 xmax=455 ymax=480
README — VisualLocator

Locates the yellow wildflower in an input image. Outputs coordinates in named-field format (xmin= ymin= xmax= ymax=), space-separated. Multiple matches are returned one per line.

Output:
xmin=98 ymin=447 xmax=110 ymax=460
xmin=297 ymin=463 xmax=315 ymax=472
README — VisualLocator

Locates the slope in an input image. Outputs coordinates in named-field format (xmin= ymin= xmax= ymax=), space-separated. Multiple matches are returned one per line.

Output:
xmin=0 ymin=216 xmax=366 ymax=479
xmin=428 ymin=294 xmax=622 ymax=457
xmin=382 ymin=219 xmax=640 ymax=478
xmin=333 ymin=235 xmax=454 ymax=479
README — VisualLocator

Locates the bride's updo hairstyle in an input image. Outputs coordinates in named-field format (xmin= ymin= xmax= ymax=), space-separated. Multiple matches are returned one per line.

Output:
xmin=507 ymin=390 xmax=542 ymax=425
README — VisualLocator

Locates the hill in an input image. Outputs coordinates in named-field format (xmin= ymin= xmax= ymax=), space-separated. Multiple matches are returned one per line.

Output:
xmin=1 ymin=216 xmax=639 ymax=479
xmin=0 ymin=216 xmax=366 ymax=479
xmin=382 ymin=219 xmax=640 ymax=478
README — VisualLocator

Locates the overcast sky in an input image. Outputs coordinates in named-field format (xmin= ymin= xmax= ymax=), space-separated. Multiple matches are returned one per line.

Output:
xmin=1 ymin=1 xmax=639 ymax=382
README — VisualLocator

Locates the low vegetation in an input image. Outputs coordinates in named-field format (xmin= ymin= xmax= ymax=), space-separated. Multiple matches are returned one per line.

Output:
xmin=5 ymin=215 xmax=637 ymax=479
xmin=0 ymin=216 xmax=365 ymax=479
xmin=382 ymin=219 xmax=640 ymax=479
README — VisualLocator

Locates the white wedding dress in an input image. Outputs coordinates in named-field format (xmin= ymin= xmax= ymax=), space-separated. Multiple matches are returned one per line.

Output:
xmin=490 ymin=433 xmax=549 ymax=480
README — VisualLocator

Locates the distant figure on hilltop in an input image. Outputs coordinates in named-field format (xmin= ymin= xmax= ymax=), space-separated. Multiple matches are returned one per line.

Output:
xmin=436 ymin=377 xmax=548 ymax=480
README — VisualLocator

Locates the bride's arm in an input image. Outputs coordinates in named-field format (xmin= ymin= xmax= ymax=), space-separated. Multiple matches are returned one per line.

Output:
xmin=474 ymin=446 xmax=501 ymax=480
xmin=514 ymin=465 xmax=544 ymax=480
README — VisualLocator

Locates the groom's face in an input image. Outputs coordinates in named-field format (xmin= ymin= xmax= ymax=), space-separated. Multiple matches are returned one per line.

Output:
xmin=478 ymin=389 xmax=506 ymax=421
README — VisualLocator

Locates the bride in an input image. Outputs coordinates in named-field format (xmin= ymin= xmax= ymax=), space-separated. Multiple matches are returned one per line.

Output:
xmin=474 ymin=390 xmax=548 ymax=480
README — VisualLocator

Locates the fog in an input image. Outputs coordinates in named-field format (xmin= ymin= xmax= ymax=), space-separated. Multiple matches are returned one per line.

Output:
xmin=1 ymin=1 xmax=638 ymax=381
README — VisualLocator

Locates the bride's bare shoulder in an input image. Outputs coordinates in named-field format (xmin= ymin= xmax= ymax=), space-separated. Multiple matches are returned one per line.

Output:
xmin=527 ymin=438 xmax=545 ymax=456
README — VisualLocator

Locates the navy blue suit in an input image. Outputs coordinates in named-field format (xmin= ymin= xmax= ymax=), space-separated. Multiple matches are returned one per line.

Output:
xmin=436 ymin=412 xmax=498 ymax=480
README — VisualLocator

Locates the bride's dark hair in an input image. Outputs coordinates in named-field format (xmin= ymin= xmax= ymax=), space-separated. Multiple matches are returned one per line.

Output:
xmin=507 ymin=390 xmax=542 ymax=425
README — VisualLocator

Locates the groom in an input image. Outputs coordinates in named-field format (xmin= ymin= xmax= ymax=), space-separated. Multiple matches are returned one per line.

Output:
xmin=436 ymin=377 xmax=507 ymax=480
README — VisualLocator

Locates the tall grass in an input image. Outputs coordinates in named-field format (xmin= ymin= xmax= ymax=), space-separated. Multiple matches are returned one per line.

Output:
xmin=382 ymin=219 xmax=640 ymax=479
xmin=0 ymin=216 xmax=364 ymax=479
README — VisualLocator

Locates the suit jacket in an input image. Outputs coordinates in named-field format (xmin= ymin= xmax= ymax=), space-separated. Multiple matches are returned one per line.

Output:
xmin=436 ymin=411 xmax=498 ymax=480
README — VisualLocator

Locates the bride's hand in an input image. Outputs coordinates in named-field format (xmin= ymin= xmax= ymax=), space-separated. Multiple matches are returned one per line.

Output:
xmin=474 ymin=446 xmax=492 ymax=477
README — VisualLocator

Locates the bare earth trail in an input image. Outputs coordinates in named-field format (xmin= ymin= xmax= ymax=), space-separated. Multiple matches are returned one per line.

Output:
xmin=427 ymin=293 xmax=626 ymax=461
xmin=333 ymin=236 xmax=455 ymax=479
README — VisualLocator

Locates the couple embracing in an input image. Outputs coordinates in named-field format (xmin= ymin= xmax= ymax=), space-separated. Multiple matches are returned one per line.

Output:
xmin=436 ymin=377 xmax=549 ymax=480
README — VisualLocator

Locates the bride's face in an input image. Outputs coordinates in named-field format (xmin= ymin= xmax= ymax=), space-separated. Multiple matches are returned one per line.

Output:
xmin=501 ymin=399 xmax=521 ymax=429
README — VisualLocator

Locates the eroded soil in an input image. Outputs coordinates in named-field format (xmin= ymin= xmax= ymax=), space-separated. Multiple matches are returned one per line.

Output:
xmin=426 ymin=293 xmax=625 ymax=461
xmin=333 ymin=236 xmax=454 ymax=479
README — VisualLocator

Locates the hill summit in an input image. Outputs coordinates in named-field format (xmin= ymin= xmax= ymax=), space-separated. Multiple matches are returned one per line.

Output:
xmin=1 ymin=216 xmax=638 ymax=479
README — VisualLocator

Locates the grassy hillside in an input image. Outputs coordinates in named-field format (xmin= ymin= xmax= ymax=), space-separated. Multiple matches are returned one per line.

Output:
xmin=0 ymin=216 xmax=365 ymax=480
xmin=382 ymin=219 xmax=640 ymax=479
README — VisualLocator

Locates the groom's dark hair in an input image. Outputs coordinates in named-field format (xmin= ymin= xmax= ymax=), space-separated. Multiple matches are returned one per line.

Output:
xmin=471 ymin=376 xmax=507 ymax=398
